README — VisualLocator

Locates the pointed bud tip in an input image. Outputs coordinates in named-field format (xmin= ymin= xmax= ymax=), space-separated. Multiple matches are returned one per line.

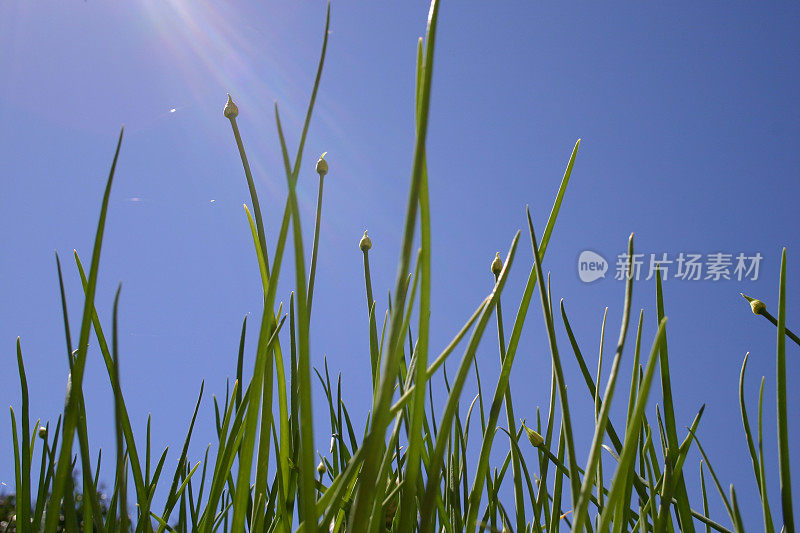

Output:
xmin=522 ymin=422 xmax=544 ymax=448
xmin=223 ymin=94 xmax=239 ymax=119
xmin=491 ymin=252 xmax=503 ymax=275
xmin=359 ymin=230 xmax=372 ymax=252
xmin=748 ymin=298 xmax=767 ymax=316
xmin=316 ymin=153 xmax=329 ymax=176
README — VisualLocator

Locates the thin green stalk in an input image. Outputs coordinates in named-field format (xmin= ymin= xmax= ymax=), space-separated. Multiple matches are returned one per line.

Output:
xmin=398 ymin=36 xmax=433 ymax=533
xmin=776 ymin=248 xmax=794 ymax=532
xmin=595 ymin=306 xmax=609 ymax=510
xmin=597 ymin=317 xmax=667 ymax=531
xmin=491 ymin=253 xmax=526 ymax=533
xmin=112 ymin=286 xmax=129 ymax=533
xmin=155 ymin=382 xmax=205 ymax=532
xmin=700 ymin=461 xmax=710 ymax=533
xmin=741 ymin=293 xmax=800 ymax=348
xmin=419 ymin=232 xmax=520 ymax=532
xmin=526 ymin=206 xmax=581 ymax=513
xmin=225 ymin=95 xmax=269 ymax=269
xmin=654 ymin=271 xmax=695 ymax=533
xmin=738 ymin=351 xmax=774 ymax=532
xmin=14 ymin=339 xmax=32 ymax=533
xmin=686 ymin=429 xmax=734 ymax=524
xmin=390 ymin=298 xmax=489 ymax=417
xmin=242 ymin=204 xmax=289 ymax=530
xmin=573 ymin=234 xmax=636 ymax=531
xmin=230 ymin=7 xmax=330 ymax=528
xmin=307 ymin=154 xmax=328 ymax=316
xmin=551 ymin=425 xmax=569 ymax=533
xmin=350 ymin=2 xmax=440 ymax=525
xmin=758 ymin=376 xmax=775 ymax=533
xmin=45 ymin=127 xmax=124 ymax=533
xmin=74 ymin=253 xmax=148 ymax=523
xmin=361 ymin=232 xmax=375 ymax=311
xmin=465 ymin=139 xmax=580 ymax=532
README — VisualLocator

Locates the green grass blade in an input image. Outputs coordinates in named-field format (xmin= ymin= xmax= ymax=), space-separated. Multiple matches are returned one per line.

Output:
xmin=351 ymin=0 xmax=440 ymax=524
xmin=391 ymin=298 xmax=489 ymax=416
xmin=10 ymin=408 xmax=23 ymax=533
xmin=419 ymin=232 xmax=520 ymax=532
xmin=757 ymin=376 xmax=775 ymax=533
xmin=156 ymin=382 xmax=204 ymax=532
xmin=54 ymin=252 xmax=74 ymax=365
xmin=32 ymin=417 xmax=60 ymax=531
xmin=225 ymin=96 xmax=269 ymax=271
xmin=197 ymin=379 xmax=245 ymax=532
xmin=701 ymin=461 xmax=710 ymax=533
xmin=236 ymin=317 xmax=246 ymax=413
xmin=399 ymin=36 xmax=434 ymax=533
xmin=45 ymin=127 xmax=124 ymax=533
xmin=776 ymin=248 xmax=794 ymax=532
xmin=686 ymin=429 xmax=734 ymax=524
xmin=598 ymin=317 xmax=667 ymax=531
xmin=270 ymin=7 xmax=331 ymax=510
xmin=464 ymin=141 xmax=581 ymax=531
xmin=74 ymin=253 xmax=148 ymax=517
xmin=548 ymin=423 xmax=568 ymax=533
xmin=617 ymin=309 xmax=645 ymax=526
xmin=307 ymin=155 xmax=327 ymax=316
xmin=112 ymin=285 xmax=129 ymax=533
xmin=573 ymin=234 xmax=636 ymax=531
xmin=200 ymin=384 xmax=253 ymax=532
xmin=526 ymin=206 xmax=581 ymax=514
xmin=729 ymin=485 xmax=745 ymax=533
xmin=231 ymin=3 xmax=331 ymax=526
xmin=15 ymin=339 xmax=32 ymax=531
xmin=561 ymin=303 xmax=628 ymax=459
xmin=492 ymin=256 xmax=526 ymax=533
xmin=656 ymin=405 xmax=705 ymax=530
xmin=654 ymin=271 xmax=695 ymax=533
xmin=738 ymin=352 xmax=769 ymax=515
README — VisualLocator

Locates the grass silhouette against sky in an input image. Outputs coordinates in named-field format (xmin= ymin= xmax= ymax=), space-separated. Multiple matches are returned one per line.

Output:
xmin=1 ymin=2 xmax=798 ymax=529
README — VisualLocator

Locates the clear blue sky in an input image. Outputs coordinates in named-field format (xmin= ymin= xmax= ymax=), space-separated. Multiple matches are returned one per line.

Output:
xmin=1 ymin=1 xmax=798 ymax=528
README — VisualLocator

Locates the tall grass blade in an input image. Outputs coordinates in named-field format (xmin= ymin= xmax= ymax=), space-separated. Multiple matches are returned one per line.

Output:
xmin=597 ymin=317 xmax=666 ymax=531
xmin=420 ymin=232 xmax=520 ymax=532
xmin=686 ymin=429 xmax=734 ymax=525
xmin=111 ymin=285 xmax=129 ymax=532
xmin=738 ymin=351 xmax=774 ymax=532
xmin=45 ymin=127 xmax=124 ymax=533
xmin=572 ymin=233 xmax=636 ymax=531
xmin=156 ymin=382 xmax=205 ymax=532
xmin=654 ymin=272 xmax=695 ymax=533
xmin=755 ymin=376 xmax=775 ymax=533
xmin=14 ymin=339 xmax=32 ymax=532
xmin=351 ymin=1 xmax=440 ymax=527
xmin=526 ymin=207 xmax=581 ymax=513
xmin=398 ymin=35 xmax=433 ymax=533
xmin=776 ymin=248 xmax=794 ymax=532
xmin=74 ymin=252 xmax=148 ymax=519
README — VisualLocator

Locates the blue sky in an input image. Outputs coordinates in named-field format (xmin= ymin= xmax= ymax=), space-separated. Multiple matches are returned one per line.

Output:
xmin=1 ymin=0 xmax=798 ymax=528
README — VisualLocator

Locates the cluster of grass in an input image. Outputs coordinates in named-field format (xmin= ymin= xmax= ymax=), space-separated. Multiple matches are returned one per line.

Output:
xmin=5 ymin=1 xmax=796 ymax=531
